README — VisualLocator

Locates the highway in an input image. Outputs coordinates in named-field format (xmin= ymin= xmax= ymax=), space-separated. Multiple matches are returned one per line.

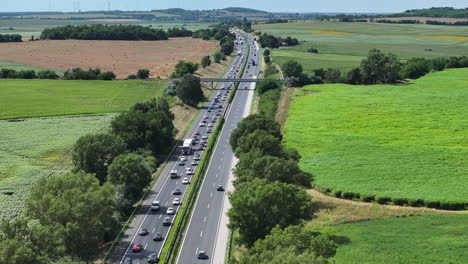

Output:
xmin=109 ymin=31 xmax=253 ymax=264
xmin=175 ymin=33 xmax=260 ymax=264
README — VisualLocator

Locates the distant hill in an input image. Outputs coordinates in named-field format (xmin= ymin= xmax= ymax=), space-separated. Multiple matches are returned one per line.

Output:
xmin=391 ymin=7 xmax=468 ymax=19
xmin=222 ymin=7 xmax=268 ymax=14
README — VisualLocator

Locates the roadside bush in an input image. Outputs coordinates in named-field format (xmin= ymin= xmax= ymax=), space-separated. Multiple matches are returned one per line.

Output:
xmin=201 ymin=55 xmax=211 ymax=68
xmin=256 ymin=78 xmax=281 ymax=94
xmin=264 ymin=55 xmax=271 ymax=64
xmin=376 ymin=196 xmax=391 ymax=205
xmin=264 ymin=65 xmax=279 ymax=77
xmin=392 ymin=198 xmax=408 ymax=206
xmin=38 ymin=69 xmax=59 ymax=79
xmin=171 ymin=61 xmax=199 ymax=78
xmin=263 ymin=49 xmax=270 ymax=57
xmin=258 ymin=88 xmax=281 ymax=119
xmin=213 ymin=51 xmax=224 ymax=63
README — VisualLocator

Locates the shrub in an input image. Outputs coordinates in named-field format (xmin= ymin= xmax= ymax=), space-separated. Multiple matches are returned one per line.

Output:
xmin=37 ymin=69 xmax=59 ymax=79
xmin=376 ymin=197 xmax=391 ymax=204
xmin=127 ymin=74 xmax=137 ymax=80
xmin=0 ymin=68 xmax=17 ymax=78
xmin=307 ymin=48 xmax=319 ymax=53
xmin=98 ymin=71 xmax=116 ymax=80
xmin=324 ymin=68 xmax=343 ymax=83
xmin=334 ymin=190 xmax=342 ymax=198
xmin=439 ymin=202 xmax=465 ymax=211
xmin=17 ymin=70 xmax=37 ymax=79
xmin=257 ymin=78 xmax=281 ymax=94
xmin=361 ymin=195 xmax=375 ymax=202
xmin=263 ymin=49 xmax=270 ymax=56
xmin=392 ymin=198 xmax=408 ymax=206
xmin=342 ymin=192 xmax=355 ymax=200
xmin=424 ymin=200 xmax=440 ymax=209
xmin=137 ymin=69 xmax=150 ymax=79
xmin=264 ymin=65 xmax=279 ymax=77
xmin=408 ymin=199 xmax=424 ymax=207
xmin=264 ymin=55 xmax=271 ymax=64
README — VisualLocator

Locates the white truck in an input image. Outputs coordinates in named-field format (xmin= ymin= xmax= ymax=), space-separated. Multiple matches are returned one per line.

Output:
xmin=182 ymin=138 xmax=193 ymax=155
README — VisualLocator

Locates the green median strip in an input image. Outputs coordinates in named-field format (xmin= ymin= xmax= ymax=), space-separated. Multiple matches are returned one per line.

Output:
xmin=159 ymin=116 xmax=226 ymax=264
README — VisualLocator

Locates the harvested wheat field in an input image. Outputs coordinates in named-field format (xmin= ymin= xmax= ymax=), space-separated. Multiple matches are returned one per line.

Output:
xmin=0 ymin=37 xmax=217 ymax=78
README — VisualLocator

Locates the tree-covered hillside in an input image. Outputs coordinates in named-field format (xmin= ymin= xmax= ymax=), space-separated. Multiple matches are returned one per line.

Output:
xmin=392 ymin=7 xmax=468 ymax=18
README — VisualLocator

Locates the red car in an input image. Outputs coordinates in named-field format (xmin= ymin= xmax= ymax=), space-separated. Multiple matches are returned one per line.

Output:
xmin=132 ymin=243 xmax=143 ymax=253
xmin=195 ymin=131 xmax=201 ymax=135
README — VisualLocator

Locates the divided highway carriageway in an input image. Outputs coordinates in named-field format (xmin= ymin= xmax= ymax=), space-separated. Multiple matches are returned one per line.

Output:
xmin=109 ymin=31 xmax=260 ymax=264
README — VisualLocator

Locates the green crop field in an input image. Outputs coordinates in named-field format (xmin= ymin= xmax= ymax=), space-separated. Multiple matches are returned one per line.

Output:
xmin=0 ymin=79 xmax=165 ymax=119
xmin=254 ymin=21 xmax=468 ymax=71
xmin=0 ymin=114 xmax=115 ymax=220
xmin=0 ymin=61 xmax=59 ymax=72
xmin=322 ymin=214 xmax=468 ymax=264
xmin=283 ymin=68 xmax=468 ymax=203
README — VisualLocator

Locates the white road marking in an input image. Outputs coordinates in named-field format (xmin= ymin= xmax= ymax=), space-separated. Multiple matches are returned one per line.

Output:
xmin=200 ymin=231 xmax=203 ymax=237
xmin=144 ymin=243 xmax=148 ymax=250
xmin=207 ymin=203 xmax=210 ymax=209
xmin=159 ymin=214 xmax=162 ymax=219
xmin=165 ymin=201 xmax=168 ymax=206
xmin=204 ymin=216 xmax=207 ymax=223
xmin=210 ymin=192 xmax=213 ymax=197
xmin=196 ymin=248 xmax=199 ymax=254
xmin=176 ymin=181 xmax=178 ymax=185
xmin=152 ymin=227 xmax=155 ymax=233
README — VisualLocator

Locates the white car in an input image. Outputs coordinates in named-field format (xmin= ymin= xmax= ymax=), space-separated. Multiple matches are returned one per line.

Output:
xmin=199 ymin=122 xmax=205 ymax=127
xmin=182 ymin=177 xmax=190 ymax=184
xmin=208 ymin=123 xmax=213 ymax=127
xmin=172 ymin=198 xmax=180 ymax=206
xmin=180 ymin=156 xmax=187 ymax=162
xmin=186 ymin=167 xmax=194 ymax=175
xmin=166 ymin=207 xmax=175 ymax=215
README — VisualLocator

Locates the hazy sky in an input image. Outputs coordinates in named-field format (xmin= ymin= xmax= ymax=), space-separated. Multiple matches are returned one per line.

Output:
xmin=2 ymin=0 xmax=467 ymax=13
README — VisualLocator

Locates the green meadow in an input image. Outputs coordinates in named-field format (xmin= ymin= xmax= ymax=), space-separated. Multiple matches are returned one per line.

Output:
xmin=254 ymin=21 xmax=468 ymax=71
xmin=0 ymin=61 xmax=59 ymax=72
xmin=323 ymin=214 xmax=468 ymax=264
xmin=283 ymin=68 xmax=468 ymax=203
xmin=0 ymin=114 xmax=115 ymax=220
xmin=0 ymin=79 xmax=165 ymax=119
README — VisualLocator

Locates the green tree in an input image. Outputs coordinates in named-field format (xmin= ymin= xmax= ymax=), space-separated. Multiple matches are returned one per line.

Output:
xmin=221 ymin=40 xmax=234 ymax=56
xmin=360 ymin=49 xmax=401 ymax=84
xmin=239 ymin=225 xmax=337 ymax=264
xmin=0 ymin=218 xmax=66 ymax=264
xmin=401 ymin=57 xmax=433 ymax=79
xmin=175 ymin=74 xmax=204 ymax=106
xmin=235 ymin=129 xmax=284 ymax=158
xmin=282 ymin=60 xmax=303 ymax=78
xmin=230 ymin=115 xmax=282 ymax=151
xmin=228 ymin=179 xmax=314 ymax=247
xmin=213 ymin=51 xmax=223 ymax=63
xmin=234 ymin=155 xmax=308 ymax=186
xmin=256 ymin=78 xmax=281 ymax=94
xmin=137 ymin=69 xmax=150 ymax=79
xmin=111 ymin=98 xmax=175 ymax=158
xmin=344 ymin=67 xmax=362 ymax=84
xmin=72 ymin=133 xmax=126 ymax=183
xmin=263 ymin=49 xmax=270 ymax=57
xmin=264 ymin=55 xmax=271 ymax=64
xmin=201 ymin=55 xmax=211 ymax=68
xmin=108 ymin=153 xmax=156 ymax=203
xmin=171 ymin=61 xmax=199 ymax=78
xmin=25 ymin=171 xmax=117 ymax=261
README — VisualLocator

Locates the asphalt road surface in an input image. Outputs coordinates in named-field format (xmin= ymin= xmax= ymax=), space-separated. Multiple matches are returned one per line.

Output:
xmin=175 ymin=33 xmax=260 ymax=264
xmin=109 ymin=31 xmax=254 ymax=264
